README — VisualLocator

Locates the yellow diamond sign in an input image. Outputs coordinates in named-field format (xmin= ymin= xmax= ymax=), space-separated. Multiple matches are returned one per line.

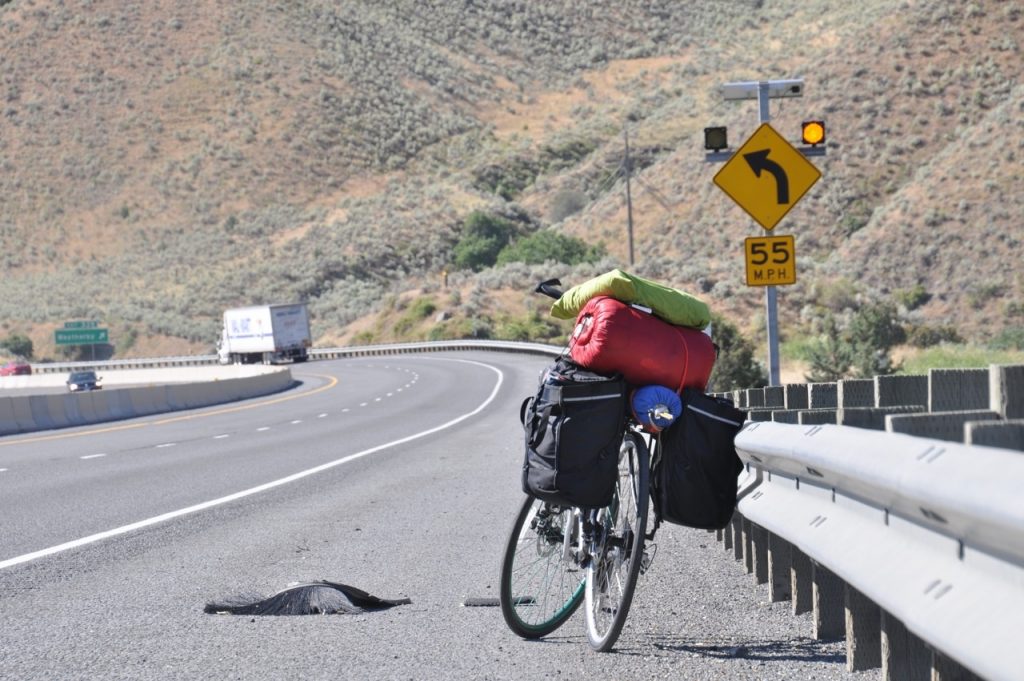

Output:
xmin=713 ymin=123 xmax=821 ymax=231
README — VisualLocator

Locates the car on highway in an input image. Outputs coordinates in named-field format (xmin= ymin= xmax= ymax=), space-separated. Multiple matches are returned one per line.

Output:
xmin=0 ymin=359 xmax=32 ymax=376
xmin=66 ymin=370 xmax=102 ymax=392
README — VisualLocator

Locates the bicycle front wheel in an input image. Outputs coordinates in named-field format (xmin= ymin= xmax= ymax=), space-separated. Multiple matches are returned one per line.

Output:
xmin=500 ymin=495 xmax=586 ymax=639
xmin=584 ymin=430 xmax=650 ymax=652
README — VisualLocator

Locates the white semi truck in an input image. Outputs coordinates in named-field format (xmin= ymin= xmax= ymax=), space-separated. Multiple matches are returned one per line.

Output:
xmin=217 ymin=303 xmax=312 ymax=365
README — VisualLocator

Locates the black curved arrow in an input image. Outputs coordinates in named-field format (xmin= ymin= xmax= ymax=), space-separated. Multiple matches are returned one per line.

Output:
xmin=744 ymin=149 xmax=790 ymax=204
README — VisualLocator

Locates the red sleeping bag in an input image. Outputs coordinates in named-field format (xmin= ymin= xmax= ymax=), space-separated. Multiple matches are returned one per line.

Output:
xmin=568 ymin=296 xmax=716 ymax=392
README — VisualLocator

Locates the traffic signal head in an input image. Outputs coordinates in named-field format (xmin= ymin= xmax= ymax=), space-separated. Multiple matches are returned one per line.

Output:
xmin=704 ymin=126 xmax=728 ymax=151
xmin=801 ymin=120 xmax=825 ymax=146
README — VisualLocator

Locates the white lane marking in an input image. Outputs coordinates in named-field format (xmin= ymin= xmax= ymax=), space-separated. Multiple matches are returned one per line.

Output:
xmin=386 ymin=393 xmax=393 ymax=398
xmin=396 ymin=388 xmax=403 ymax=393
xmin=374 ymin=397 xmax=382 ymax=402
xmin=214 ymin=434 xmax=230 ymax=440
xmin=341 ymin=408 xmax=350 ymax=413
xmin=0 ymin=359 xmax=504 ymax=571
xmin=359 ymin=402 xmax=368 ymax=407
xmin=156 ymin=443 xmax=176 ymax=449
xmin=290 ymin=420 xmax=302 ymax=425
xmin=0 ymin=468 xmax=8 ymax=473
xmin=80 ymin=454 xmax=107 ymax=460
xmin=318 ymin=413 xmax=328 ymax=419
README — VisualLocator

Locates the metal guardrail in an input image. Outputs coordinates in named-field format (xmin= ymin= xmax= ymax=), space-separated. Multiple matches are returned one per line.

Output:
xmin=733 ymin=421 xmax=1023 ymax=681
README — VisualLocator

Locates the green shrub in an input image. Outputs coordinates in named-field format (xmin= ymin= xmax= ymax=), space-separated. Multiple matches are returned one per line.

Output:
xmin=707 ymin=315 xmax=767 ymax=391
xmin=453 ymin=212 xmax=518 ymax=271
xmin=496 ymin=230 xmax=605 ymax=267
xmin=990 ymin=327 xmax=1024 ymax=351
xmin=0 ymin=333 xmax=33 ymax=359
xmin=906 ymin=323 xmax=962 ymax=348
xmin=895 ymin=284 xmax=931 ymax=310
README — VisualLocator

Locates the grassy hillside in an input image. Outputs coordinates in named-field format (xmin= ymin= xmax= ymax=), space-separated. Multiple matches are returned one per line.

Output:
xmin=0 ymin=0 xmax=1020 ymax=361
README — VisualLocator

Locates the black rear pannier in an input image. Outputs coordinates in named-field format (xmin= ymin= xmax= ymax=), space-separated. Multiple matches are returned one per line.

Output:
xmin=651 ymin=389 xmax=745 ymax=530
xmin=521 ymin=358 xmax=626 ymax=508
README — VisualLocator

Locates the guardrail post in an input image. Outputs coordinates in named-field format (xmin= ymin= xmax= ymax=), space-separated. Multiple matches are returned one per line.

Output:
xmin=880 ymin=611 xmax=929 ymax=681
xmin=812 ymin=563 xmax=845 ymax=640
xmin=845 ymin=585 xmax=881 ymax=671
xmin=932 ymin=651 xmax=983 ymax=681
xmin=741 ymin=517 xmax=755 ymax=574
xmin=767 ymin=533 xmax=792 ymax=602
xmin=731 ymin=514 xmax=743 ymax=561
xmin=791 ymin=547 xmax=812 ymax=615
xmin=752 ymin=524 xmax=769 ymax=584
xmin=723 ymin=516 xmax=734 ymax=552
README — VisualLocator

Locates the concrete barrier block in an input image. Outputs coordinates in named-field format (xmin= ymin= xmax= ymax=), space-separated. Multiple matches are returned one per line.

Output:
xmin=12 ymin=396 xmax=35 ymax=431
xmin=812 ymin=563 xmax=846 ymax=640
xmin=808 ymin=382 xmax=838 ymax=408
xmin=798 ymin=409 xmax=838 ymax=425
xmin=746 ymin=388 xmax=766 ymax=408
xmin=76 ymin=392 xmax=101 ymax=425
xmin=990 ymin=364 xmax=1024 ymax=419
xmin=0 ymin=396 xmax=19 ymax=435
xmin=127 ymin=387 xmax=157 ymax=416
xmin=784 ymin=384 xmax=809 ymax=409
xmin=733 ymin=390 xmax=748 ymax=408
xmin=109 ymin=390 xmax=136 ymax=419
xmin=886 ymin=410 xmax=1000 ymax=443
xmin=845 ymin=585 xmax=881 ymax=672
xmin=965 ymin=419 xmax=1024 ymax=452
xmin=29 ymin=395 xmax=55 ymax=430
xmin=58 ymin=394 xmax=84 ymax=427
xmin=772 ymin=410 xmax=801 ymax=424
xmin=838 ymin=405 xmax=925 ymax=431
xmin=881 ymin=611 xmax=930 ymax=681
xmin=875 ymin=374 xmax=927 ymax=408
xmin=928 ymin=368 xmax=988 ymax=412
xmin=838 ymin=379 xmax=874 ymax=407
xmin=764 ymin=386 xmax=785 ymax=408
xmin=747 ymin=409 xmax=774 ymax=422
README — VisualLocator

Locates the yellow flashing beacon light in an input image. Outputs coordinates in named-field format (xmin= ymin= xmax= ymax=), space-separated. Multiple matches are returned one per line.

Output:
xmin=801 ymin=120 xmax=825 ymax=146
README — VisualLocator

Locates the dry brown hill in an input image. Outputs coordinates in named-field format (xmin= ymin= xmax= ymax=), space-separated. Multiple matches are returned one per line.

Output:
xmin=0 ymin=0 xmax=1020 ymax=359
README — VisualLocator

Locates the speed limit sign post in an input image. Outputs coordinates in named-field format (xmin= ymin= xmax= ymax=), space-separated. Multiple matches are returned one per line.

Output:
xmin=744 ymin=235 xmax=796 ymax=286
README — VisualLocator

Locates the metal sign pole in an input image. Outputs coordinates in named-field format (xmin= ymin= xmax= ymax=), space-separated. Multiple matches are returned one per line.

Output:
xmin=757 ymin=82 xmax=781 ymax=386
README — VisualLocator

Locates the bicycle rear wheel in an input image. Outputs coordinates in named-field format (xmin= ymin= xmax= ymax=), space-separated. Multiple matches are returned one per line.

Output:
xmin=500 ymin=495 xmax=586 ymax=638
xmin=584 ymin=430 xmax=649 ymax=652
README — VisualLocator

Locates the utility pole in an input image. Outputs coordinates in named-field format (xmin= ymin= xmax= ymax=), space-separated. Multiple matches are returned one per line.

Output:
xmin=624 ymin=129 xmax=635 ymax=266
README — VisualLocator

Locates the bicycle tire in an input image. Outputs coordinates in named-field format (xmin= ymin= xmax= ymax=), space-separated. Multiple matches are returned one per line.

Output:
xmin=584 ymin=430 xmax=650 ymax=652
xmin=499 ymin=494 xmax=586 ymax=639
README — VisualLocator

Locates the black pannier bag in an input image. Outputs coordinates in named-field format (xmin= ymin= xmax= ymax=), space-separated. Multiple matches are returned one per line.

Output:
xmin=651 ymin=389 xmax=746 ymax=530
xmin=521 ymin=357 xmax=626 ymax=508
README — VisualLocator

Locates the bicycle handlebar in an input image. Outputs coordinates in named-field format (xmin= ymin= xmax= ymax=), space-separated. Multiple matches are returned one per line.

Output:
xmin=534 ymin=279 xmax=564 ymax=300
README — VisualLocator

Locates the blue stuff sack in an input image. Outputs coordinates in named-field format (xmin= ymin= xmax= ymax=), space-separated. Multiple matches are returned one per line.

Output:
xmin=631 ymin=385 xmax=682 ymax=433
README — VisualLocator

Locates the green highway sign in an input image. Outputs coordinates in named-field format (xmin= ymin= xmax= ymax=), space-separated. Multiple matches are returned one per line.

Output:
xmin=55 ymin=328 xmax=109 ymax=345
xmin=63 ymin=320 xmax=99 ymax=329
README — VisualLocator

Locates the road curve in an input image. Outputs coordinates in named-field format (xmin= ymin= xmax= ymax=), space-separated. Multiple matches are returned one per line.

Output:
xmin=0 ymin=352 xmax=868 ymax=680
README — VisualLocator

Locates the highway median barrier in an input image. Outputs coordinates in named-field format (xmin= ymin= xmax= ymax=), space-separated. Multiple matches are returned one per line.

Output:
xmin=0 ymin=366 xmax=292 ymax=436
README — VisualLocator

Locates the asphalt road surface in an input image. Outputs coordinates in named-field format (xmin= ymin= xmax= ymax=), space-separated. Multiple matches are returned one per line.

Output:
xmin=0 ymin=352 xmax=871 ymax=680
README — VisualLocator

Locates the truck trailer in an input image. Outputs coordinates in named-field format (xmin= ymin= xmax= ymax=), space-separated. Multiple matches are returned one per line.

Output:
xmin=217 ymin=304 xmax=312 ymax=365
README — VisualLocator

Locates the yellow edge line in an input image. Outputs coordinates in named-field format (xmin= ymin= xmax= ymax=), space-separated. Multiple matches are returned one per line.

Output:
xmin=0 ymin=373 xmax=339 ymax=447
